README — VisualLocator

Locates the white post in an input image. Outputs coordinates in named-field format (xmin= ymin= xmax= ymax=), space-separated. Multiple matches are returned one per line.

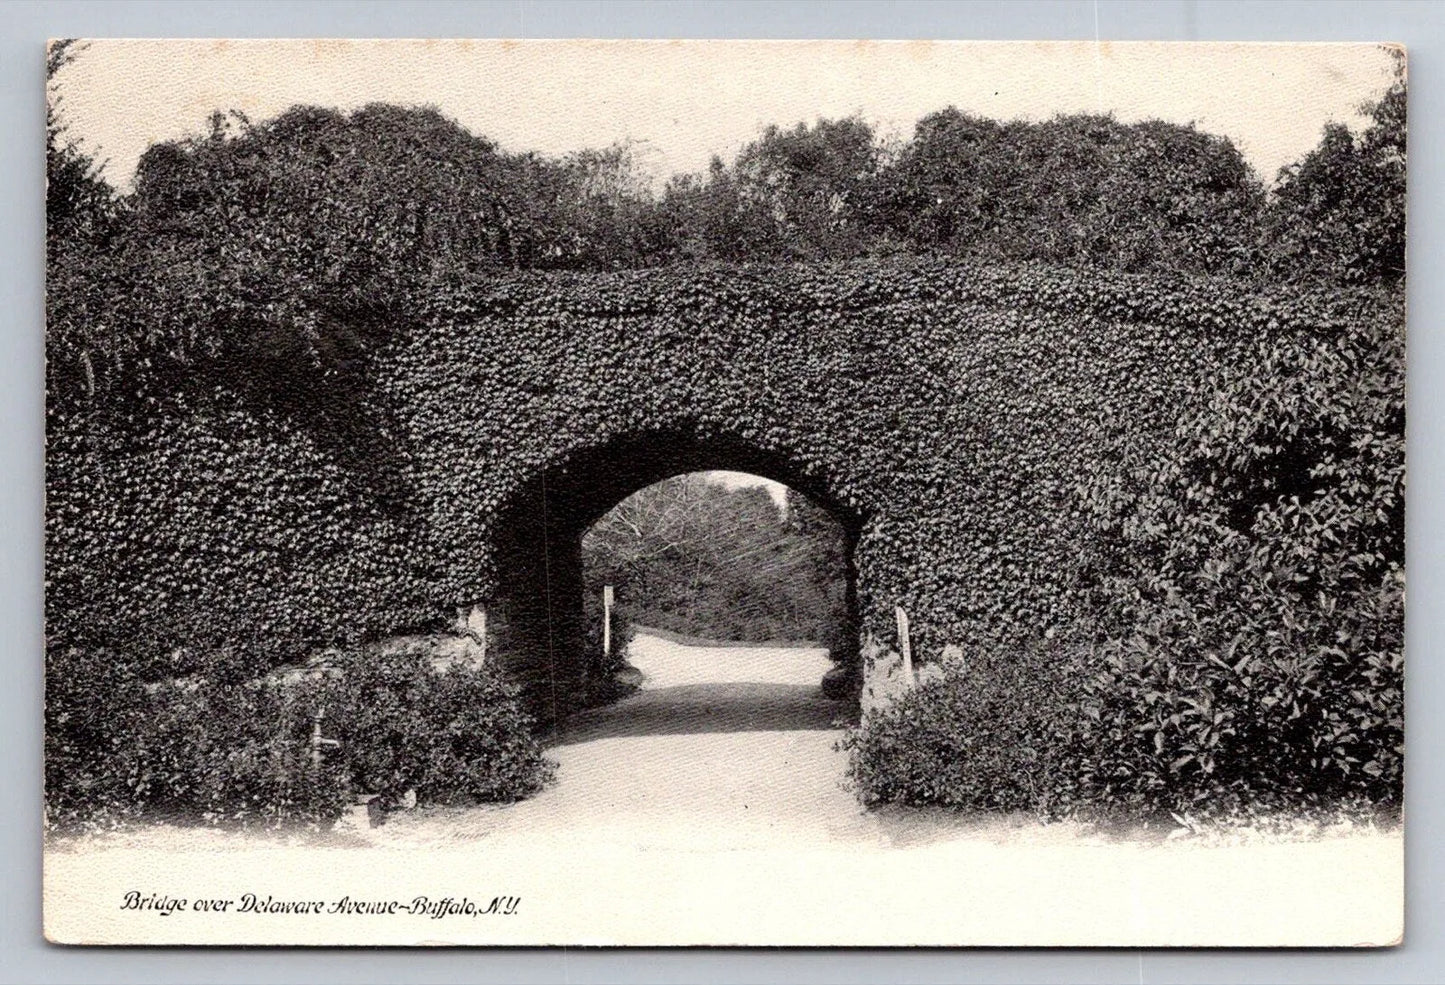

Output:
xmin=310 ymin=706 xmax=325 ymax=770
xmin=603 ymin=585 xmax=615 ymax=658
xmin=895 ymin=605 xmax=913 ymax=686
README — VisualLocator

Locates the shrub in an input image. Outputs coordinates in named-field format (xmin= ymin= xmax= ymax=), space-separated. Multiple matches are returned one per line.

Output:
xmin=323 ymin=648 xmax=555 ymax=805
xmin=1068 ymin=590 xmax=1403 ymax=814
xmin=45 ymin=647 xmax=349 ymax=830
xmin=841 ymin=645 xmax=1088 ymax=814
xmin=873 ymin=111 xmax=1265 ymax=277
xmin=1067 ymin=293 xmax=1404 ymax=811
xmin=566 ymin=611 xmax=640 ymax=708
xmin=129 ymin=676 xmax=351 ymax=827
xmin=44 ymin=647 xmax=153 ymax=828
xmin=846 ymin=585 xmax=1400 ymax=819
xmin=45 ymin=643 xmax=555 ymax=829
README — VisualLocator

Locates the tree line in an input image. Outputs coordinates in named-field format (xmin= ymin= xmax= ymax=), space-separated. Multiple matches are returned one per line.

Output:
xmin=47 ymin=41 xmax=1404 ymax=417
xmin=582 ymin=475 xmax=850 ymax=647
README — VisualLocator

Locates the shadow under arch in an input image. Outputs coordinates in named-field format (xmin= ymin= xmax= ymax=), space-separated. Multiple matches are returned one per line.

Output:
xmin=486 ymin=425 xmax=866 ymax=722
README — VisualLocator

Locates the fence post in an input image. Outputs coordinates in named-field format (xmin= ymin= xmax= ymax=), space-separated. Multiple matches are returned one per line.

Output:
xmin=310 ymin=705 xmax=326 ymax=770
xmin=895 ymin=605 xmax=913 ymax=686
xmin=603 ymin=585 xmax=615 ymax=659
xmin=308 ymin=666 xmax=343 ymax=769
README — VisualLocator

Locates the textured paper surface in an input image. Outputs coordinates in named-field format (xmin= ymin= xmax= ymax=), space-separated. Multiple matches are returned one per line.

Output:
xmin=44 ymin=39 xmax=1404 ymax=948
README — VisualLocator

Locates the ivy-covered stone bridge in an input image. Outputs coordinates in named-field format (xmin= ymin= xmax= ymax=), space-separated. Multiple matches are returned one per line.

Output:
xmin=371 ymin=257 xmax=1355 ymax=714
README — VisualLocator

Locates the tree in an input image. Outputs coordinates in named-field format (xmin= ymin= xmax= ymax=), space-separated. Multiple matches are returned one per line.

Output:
xmin=504 ymin=141 xmax=674 ymax=269
xmin=46 ymin=102 xmax=685 ymax=412
xmin=733 ymin=116 xmax=881 ymax=259
xmin=659 ymin=117 xmax=882 ymax=262
xmin=46 ymin=40 xmax=122 ymax=402
xmin=47 ymin=103 xmax=530 ymax=418
xmin=46 ymin=40 xmax=115 ymax=244
xmin=581 ymin=475 xmax=850 ymax=643
xmin=873 ymin=109 xmax=1265 ymax=275
xmin=1263 ymin=57 xmax=1406 ymax=285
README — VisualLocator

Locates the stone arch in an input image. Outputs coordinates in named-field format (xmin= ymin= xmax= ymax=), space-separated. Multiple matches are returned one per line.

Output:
xmin=482 ymin=424 xmax=865 ymax=719
xmin=374 ymin=260 xmax=1342 ymax=728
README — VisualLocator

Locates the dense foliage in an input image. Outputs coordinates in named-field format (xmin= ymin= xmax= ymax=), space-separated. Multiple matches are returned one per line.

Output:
xmin=46 ymin=390 xmax=438 ymax=682
xmin=45 ymin=646 xmax=553 ymax=830
xmin=393 ymin=258 xmax=1393 ymax=673
xmin=871 ymin=110 xmax=1265 ymax=276
xmin=46 ymin=42 xmax=116 ymax=247
xmin=45 ymin=646 xmax=349 ymax=829
xmin=1263 ymin=69 xmax=1406 ymax=285
xmin=45 ymin=103 xmax=674 ymax=414
xmin=48 ymin=250 xmax=1396 ymax=704
xmin=1068 ymin=291 xmax=1404 ymax=810
xmin=46 ymin=45 xmax=1405 ymax=820
xmin=658 ymin=118 xmax=883 ymax=261
xmin=847 ymin=291 xmax=1404 ymax=815
xmin=582 ymin=474 xmax=850 ymax=646
xmin=45 ymin=66 xmax=1404 ymax=412
xmin=47 ymin=258 xmax=1401 ymax=818
xmin=324 ymin=647 xmax=555 ymax=805
xmin=843 ymin=645 xmax=1087 ymax=812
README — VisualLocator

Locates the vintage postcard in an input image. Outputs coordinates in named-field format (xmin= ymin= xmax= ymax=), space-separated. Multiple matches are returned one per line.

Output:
xmin=43 ymin=39 xmax=1404 ymax=946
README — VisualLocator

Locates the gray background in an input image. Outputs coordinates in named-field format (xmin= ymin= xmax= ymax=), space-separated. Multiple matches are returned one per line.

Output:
xmin=3 ymin=2 xmax=1439 ymax=982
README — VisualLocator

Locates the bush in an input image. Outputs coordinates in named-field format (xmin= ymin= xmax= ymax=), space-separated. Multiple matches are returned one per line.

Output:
xmin=323 ymin=648 xmax=555 ymax=805
xmin=565 ymin=611 xmax=640 ymax=708
xmin=841 ymin=645 xmax=1087 ymax=813
xmin=845 ymin=587 xmax=1401 ymax=819
xmin=873 ymin=111 xmax=1265 ymax=277
xmin=45 ymin=643 xmax=555 ymax=830
xmin=44 ymin=647 xmax=152 ymax=828
xmin=1067 ymin=593 xmax=1402 ymax=814
xmin=131 ymin=677 xmax=351 ymax=827
xmin=1066 ymin=293 xmax=1404 ymax=811
xmin=45 ymin=647 xmax=349 ymax=830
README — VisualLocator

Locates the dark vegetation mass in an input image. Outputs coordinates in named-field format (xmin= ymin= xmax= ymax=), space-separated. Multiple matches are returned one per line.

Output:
xmin=46 ymin=47 xmax=1404 ymax=413
xmin=843 ymin=293 xmax=1403 ymax=816
xmin=46 ymin=643 xmax=552 ymax=829
xmin=45 ymin=40 xmax=1404 ymax=826
xmin=581 ymin=475 xmax=851 ymax=647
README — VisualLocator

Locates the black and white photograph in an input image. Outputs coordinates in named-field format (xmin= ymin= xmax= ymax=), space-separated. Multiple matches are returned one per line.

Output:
xmin=42 ymin=38 xmax=1405 ymax=946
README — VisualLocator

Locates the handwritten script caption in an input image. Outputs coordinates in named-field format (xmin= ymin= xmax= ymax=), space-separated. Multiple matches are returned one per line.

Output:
xmin=120 ymin=891 xmax=521 ymax=919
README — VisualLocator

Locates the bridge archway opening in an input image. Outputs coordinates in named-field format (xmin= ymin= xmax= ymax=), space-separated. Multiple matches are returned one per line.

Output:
xmin=486 ymin=429 xmax=863 ymax=723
